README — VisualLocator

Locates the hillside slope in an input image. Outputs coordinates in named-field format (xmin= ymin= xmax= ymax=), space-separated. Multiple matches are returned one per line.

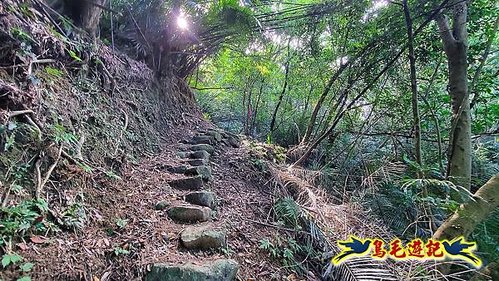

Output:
xmin=0 ymin=1 xmax=304 ymax=280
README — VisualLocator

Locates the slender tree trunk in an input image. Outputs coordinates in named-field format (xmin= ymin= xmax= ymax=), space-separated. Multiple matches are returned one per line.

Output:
xmin=251 ymin=79 xmax=264 ymax=135
xmin=301 ymin=62 xmax=349 ymax=144
xmin=436 ymin=0 xmax=471 ymax=189
xmin=302 ymin=84 xmax=313 ymax=117
xmin=403 ymin=0 xmax=423 ymax=174
xmin=269 ymin=46 xmax=291 ymax=141
xmin=433 ymin=174 xmax=499 ymax=240
xmin=301 ymin=30 xmax=379 ymax=145
xmin=292 ymin=46 xmax=407 ymax=167
xmin=420 ymin=58 xmax=444 ymax=174
xmin=245 ymin=87 xmax=253 ymax=136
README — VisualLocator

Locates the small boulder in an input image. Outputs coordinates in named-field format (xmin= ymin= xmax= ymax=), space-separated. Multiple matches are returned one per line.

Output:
xmin=167 ymin=205 xmax=211 ymax=223
xmin=190 ymin=144 xmax=215 ymax=154
xmin=190 ymin=150 xmax=210 ymax=160
xmin=167 ymin=165 xmax=188 ymax=174
xmin=192 ymin=135 xmax=214 ymax=145
xmin=176 ymin=151 xmax=189 ymax=158
xmin=180 ymin=225 xmax=226 ymax=250
xmin=155 ymin=200 xmax=170 ymax=210
xmin=187 ymin=159 xmax=208 ymax=166
xmin=185 ymin=191 xmax=215 ymax=209
xmin=227 ymin=136 xmax=240 ymax=148
xmin=169 ymin=176 xmax=203 ymax=190
xmin=185 ymin=166 xmax=212 ymax=181
xmin=205 ymin=131 xmax=222 ymax=142
xmin=146 ymin=259 xmax=238 ymax=281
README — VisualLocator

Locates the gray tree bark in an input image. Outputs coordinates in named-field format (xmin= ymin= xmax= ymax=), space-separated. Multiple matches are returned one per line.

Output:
xmin=435 ymin=0 xmax=472 ymax=189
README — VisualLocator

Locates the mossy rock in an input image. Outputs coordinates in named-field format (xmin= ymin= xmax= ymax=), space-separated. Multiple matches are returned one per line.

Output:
xmin=169 ymin=176 xmax=204 ymax=190
xmin=185 ymin=191 xmax=215 ymax=209
xmin=180 ymin=225 xmax=226 ymax=250
xmin=167 ymin=205 xmax=211 ymax=223
xmin=190 ymin=144 xmax=215 ymax=154
xmin=185 ymin=166 xmax=212 ymax=181
xmin=190 ymin=150 xmax=210 ymax=160
xmin=146 ymin=259 xmax=238 ymax=281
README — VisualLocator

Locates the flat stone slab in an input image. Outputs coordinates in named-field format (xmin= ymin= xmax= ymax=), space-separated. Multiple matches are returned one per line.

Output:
xmin=185 ymin=166 xmax=212 ymax=181
xmin=205 ymin=131 xmax=222 ymax=142
xmin=167 ymin=205 xmax=211 ymax=223
xmin=185 ymin=191 xmax=215 ymax=209
xmin=190 ymin=144 xmax=215 ymax=154
xmin=186 ymin=159 xmax=208 ymax=166
xmin=180 ymin=225 xmax=226 ymax=250
xmin=192 ymin=135 xmax=214 ymax=145
xmin=146 ymin=259 xmax=238 ymax=281
xmin=189 ymin=150 xmax=210 ymax=160
xmin=169 ymin=176 xmax=203 ymax=190
xmin=167 ymin=165 xmax=188 ymax=174
xmin=176 ymin=151 xmax=189 ymax=158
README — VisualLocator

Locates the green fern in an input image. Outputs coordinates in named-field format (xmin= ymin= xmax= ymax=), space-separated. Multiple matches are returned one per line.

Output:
xmin=274 ymin=197 xmax=301 ymax=229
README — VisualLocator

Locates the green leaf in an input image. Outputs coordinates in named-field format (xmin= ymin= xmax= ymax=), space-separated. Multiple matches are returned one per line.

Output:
xmin=2 ymin=255 xmax=11 ymax=268
xmin=20 ymin=262 xmax=34 ymax=272
xmin=2 ymin=253 xmax=22 ymax=268
xmin=17 ymin=277 xmax=31 ymax=281
xmin=45 ymin=66 xmax=63 ymax=77
xmin=67 ymin=50 xmax=82 ymax=62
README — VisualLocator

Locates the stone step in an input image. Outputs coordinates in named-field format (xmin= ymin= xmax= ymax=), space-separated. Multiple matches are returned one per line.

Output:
xmin=185 ymin=191 xmax=215 ymax=209
xmin=186 ymin=159 xmax=208 ymax=166
xmin=189 ymin=144 xmax=215 ymax=154
xmin=180 ymin=225 xmax=226 ymax=251
xmin=184 ymin=166 xmax=212 ymax=181
xmin=204 ymin=131 xmax=222 ymax=142
xmin=169 ymin=176 xmax=203 ymax=190
xmin=146 ymin=259 xmax=238 ymax=281
xmin=191 ymin=135 xmax=214 ymax=145
xmin=176 ymin=151 xmax=189 ymax=158
xmin=189 ymin=150 xmax=210 ymax=160
xmin=167 ymin=205 xmax=211 ymax=224
xmin=167 ymin=165 xmax=188 ymax=174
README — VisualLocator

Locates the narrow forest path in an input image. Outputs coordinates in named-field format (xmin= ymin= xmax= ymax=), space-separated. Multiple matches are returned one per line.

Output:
xmin=21 ymin=125 xmax=289 ymax=280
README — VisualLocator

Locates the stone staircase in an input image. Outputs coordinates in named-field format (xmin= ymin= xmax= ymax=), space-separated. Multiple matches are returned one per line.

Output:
xmin=146 ymin=129 xmax=241 ymax=281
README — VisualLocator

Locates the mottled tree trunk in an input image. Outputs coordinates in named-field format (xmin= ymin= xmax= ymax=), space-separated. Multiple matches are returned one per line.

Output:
xmin=403 ymin=0 xmax=422 ymax=174
xmin=436 ymin=0 xmax=471 ymax=189
xmin=80 ymin=0 xmax=106 ymax=37
xmin=433 ymin=174 xmax=499 ymax=240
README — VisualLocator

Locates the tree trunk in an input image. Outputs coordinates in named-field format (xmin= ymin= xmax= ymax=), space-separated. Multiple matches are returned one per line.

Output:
xmin=251 ymin=79 xmax=264 ymax=136
xmin=420 ymin=58 xmax=444 ymax=174
xmin=268 ymin=45 xmax=291 ymax=142
xmin=245 ymin=87 xmax=253 ymax=136
xmin=436 ymin=0 xmax=471 ymax=190
xmin=301 ymin=62 xmax=348 ymax=144
xmin=403 ymin=0 xmax=422 ymax=174
xmin=433 ymin=174 xmax=499 ymax=240
xmin=79 ymin=0 xmax=107 ymax=37
xmin=292 ymin=47 xmax=406 ymax=167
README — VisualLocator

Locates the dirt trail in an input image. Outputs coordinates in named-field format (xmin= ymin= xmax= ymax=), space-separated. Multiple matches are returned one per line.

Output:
xmin=17 ymin=124 xmax=290 ymax=280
